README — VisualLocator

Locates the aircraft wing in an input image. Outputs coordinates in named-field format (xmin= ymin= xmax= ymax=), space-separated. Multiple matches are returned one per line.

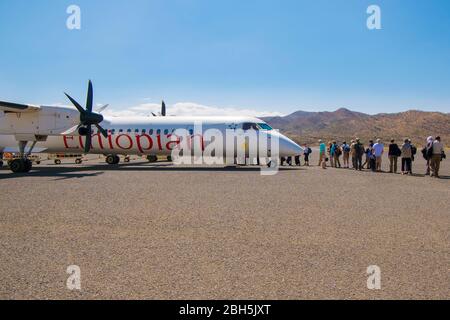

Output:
xmin=0 ymin=100 xmax=40 ymax=113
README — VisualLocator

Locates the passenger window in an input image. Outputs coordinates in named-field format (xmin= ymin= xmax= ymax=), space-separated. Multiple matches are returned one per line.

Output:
xmin=164 ymin=129 xmax=169 ymax=135
xmin=119 ymin=129 xmax=123 ymax=133
xmin=149 ymin=129 xmax=154 ymax=135
xmin=157 ymin=129 xmax=161 ymax=135
xmin=142 ymin=129 xmax=146 ymax=133
xmin=127 ymin=129 xmax=132 ymax=133
xmin=242 ymin=123 xmax=258 ymax=131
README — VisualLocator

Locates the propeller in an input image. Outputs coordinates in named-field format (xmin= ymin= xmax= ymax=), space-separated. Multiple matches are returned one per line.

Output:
xmin=96 ymin=104 xmax=109 ymax=113
xmin=161 ymin=100 xmax=166 ymax=116
xmin=151 ymin=101 xmax=167 ymax=117
xmin=64 ymin=80 xmax=108 ymax=153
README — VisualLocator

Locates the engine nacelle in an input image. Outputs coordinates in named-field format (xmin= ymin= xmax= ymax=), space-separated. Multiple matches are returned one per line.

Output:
xmin=0 ymin=106 xmax=79 ymax=136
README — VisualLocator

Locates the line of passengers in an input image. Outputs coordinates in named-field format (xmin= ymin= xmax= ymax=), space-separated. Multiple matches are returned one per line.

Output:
xmin=282 ymin=136 xmax=446 ymax=178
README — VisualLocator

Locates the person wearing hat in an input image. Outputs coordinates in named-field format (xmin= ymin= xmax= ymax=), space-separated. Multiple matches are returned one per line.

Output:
xmin=350 ymin=139 xmax=356 ymax=169
xmin=373 ymin=138 xmax=385 ymax=172
xmin=430 ymin=136 xmax=444 ymax=178
xmin=353 ymin=138 xmax=364 ymax=170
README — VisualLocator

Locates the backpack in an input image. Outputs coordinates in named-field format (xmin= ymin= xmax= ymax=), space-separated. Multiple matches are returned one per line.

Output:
xmin=411 ymin=145 xmax=417 ymax=156
xmin=421 ymin=147 xmax=428 ymax=160
xmin=426 ymin=144 xmax=433 ymax=159
xmin=344 ymin=145 xmax=351 ymax=153
xmin=335 ymin=146 xmax=342 ymax=156
xmin=395 ymin=145 xmax=402 ymax=157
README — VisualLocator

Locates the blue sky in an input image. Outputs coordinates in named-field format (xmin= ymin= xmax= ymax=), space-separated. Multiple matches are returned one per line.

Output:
xmin=1 ymin=0 xmax=450 ymax=115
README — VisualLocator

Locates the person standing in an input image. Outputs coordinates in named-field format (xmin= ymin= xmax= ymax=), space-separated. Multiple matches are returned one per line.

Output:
xmin=350 ymin=140 xmax=356 ymax=169
xmin=367 ymin=141 xmax=376 ymax=172
xmin=328 ymin=141 xmax=334 ymax=167
xmin=430 ymin=136 xmax=444 ymax=178
xmin=423 ymin=136 xmax=434 ymax=175
xmin=286 ymin=156 xmax=293 ymax=166
xmin=342 ymin=141 xmax=350 ymax=168
xmin=318 ymin=140 xmax=326 ymax=166
xmin=354 ymin=138 xmax=364 ymax=171
xmin=332 ymin=141 xmax=342 ymax=168
xmin=373 ymin=139 xmax=384 ymax=172
xmin=388 ymin=139 xmax=401 ymax=173
xmin=363 ymin=140 xmax=373 ymax=169
xmin=303 ymin=144 xmax=312 ymax=166
xmin=401 ymin=139 xmax=412 ymax=175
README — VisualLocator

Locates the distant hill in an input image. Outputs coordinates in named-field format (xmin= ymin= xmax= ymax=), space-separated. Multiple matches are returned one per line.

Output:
xmin=262 ymin=108 xmax=450 ymax=146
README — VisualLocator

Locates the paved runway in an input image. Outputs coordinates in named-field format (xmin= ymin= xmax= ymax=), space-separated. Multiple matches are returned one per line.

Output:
xmin=0 ymin=153 xmax=449 ymax=299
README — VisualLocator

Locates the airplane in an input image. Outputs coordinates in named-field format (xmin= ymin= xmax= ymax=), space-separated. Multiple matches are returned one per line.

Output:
xmin=0 ymin=81 xmax=303 ymax=173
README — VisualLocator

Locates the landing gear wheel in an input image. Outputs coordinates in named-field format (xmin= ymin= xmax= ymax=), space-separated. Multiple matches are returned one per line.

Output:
xmin=106 ymin=155 xmax=117 ymax=165
xmin=54 ymin=159 xmax=62 ymax=165
xmin=106 ymin=155 xmax=120 ymax=165
xmin=36 ymin=161 xmax=41 ymax=165
xmin=10 ymin=159 xmax=31 ymax=173
xmin=75 ymin=159 xmax=82 ymax=165
xmin=10 ymin=159 xmax=24 ymax=173
xmin=147 ymin=155 xmax=158 ymax=163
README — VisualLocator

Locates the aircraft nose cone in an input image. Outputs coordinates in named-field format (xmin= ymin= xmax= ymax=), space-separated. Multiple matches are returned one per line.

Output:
xmin=280 ymin=135 xmax=303 ymax=156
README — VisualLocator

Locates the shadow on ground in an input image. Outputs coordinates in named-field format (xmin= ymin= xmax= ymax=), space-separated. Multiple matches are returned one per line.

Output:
xmin=0 ymin=162 xmax=303 ymax=180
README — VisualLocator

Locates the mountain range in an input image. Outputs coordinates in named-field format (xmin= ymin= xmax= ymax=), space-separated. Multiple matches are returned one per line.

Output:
xmin=262 ymin=108 xmax=450 ymax=146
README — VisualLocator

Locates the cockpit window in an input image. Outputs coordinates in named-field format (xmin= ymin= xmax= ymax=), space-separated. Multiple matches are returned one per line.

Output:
xmin=257 ymin=123 xmax=273 ymax=130
xmin=242 ymin=123 xmax=259 ymax=131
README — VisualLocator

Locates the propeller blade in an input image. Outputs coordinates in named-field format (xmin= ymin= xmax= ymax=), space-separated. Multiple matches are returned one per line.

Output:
xmin=86 ymin=80 xmax=93 ymax=113
xmin=64 ymin=93 xmax=85 ymax=114
xmin=61 ymin=124 xmax=81 ymax=135
xmin=84 ymin=126 xmax=92 ymax=153
xmin=96 ymin=104 xmax=109 ymax=113
xmin=95 ymin=124 xmax=108 ymax=138
xmin=161 ymin=100 xmax=166 ymax=116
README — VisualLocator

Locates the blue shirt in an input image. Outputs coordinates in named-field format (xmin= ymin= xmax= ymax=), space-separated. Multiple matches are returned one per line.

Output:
xmin=330 ymin=144 xmax=336 ymax=155
xmin=319 ymin=143 xmax=326 ymax=153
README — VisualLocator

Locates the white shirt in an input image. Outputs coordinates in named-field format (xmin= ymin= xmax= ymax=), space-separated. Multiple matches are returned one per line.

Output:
xmin=373 ymin=143 xmax=384 ymax=157
xmin=432 ymin=140 xmax=444 ymax=154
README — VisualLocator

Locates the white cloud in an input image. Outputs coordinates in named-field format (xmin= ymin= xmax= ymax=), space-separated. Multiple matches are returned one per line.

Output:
xmin=102 ymin=102 xmax=284 ymax=118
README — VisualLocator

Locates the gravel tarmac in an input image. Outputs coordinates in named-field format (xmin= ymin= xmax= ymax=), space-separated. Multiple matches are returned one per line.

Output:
xmin=0 ymin=153 xmax=449 ymax=299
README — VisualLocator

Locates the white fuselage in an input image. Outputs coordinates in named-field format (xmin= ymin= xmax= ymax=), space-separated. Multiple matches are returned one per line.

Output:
xmin=0 ymin=106 xmax=302 ymax=157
